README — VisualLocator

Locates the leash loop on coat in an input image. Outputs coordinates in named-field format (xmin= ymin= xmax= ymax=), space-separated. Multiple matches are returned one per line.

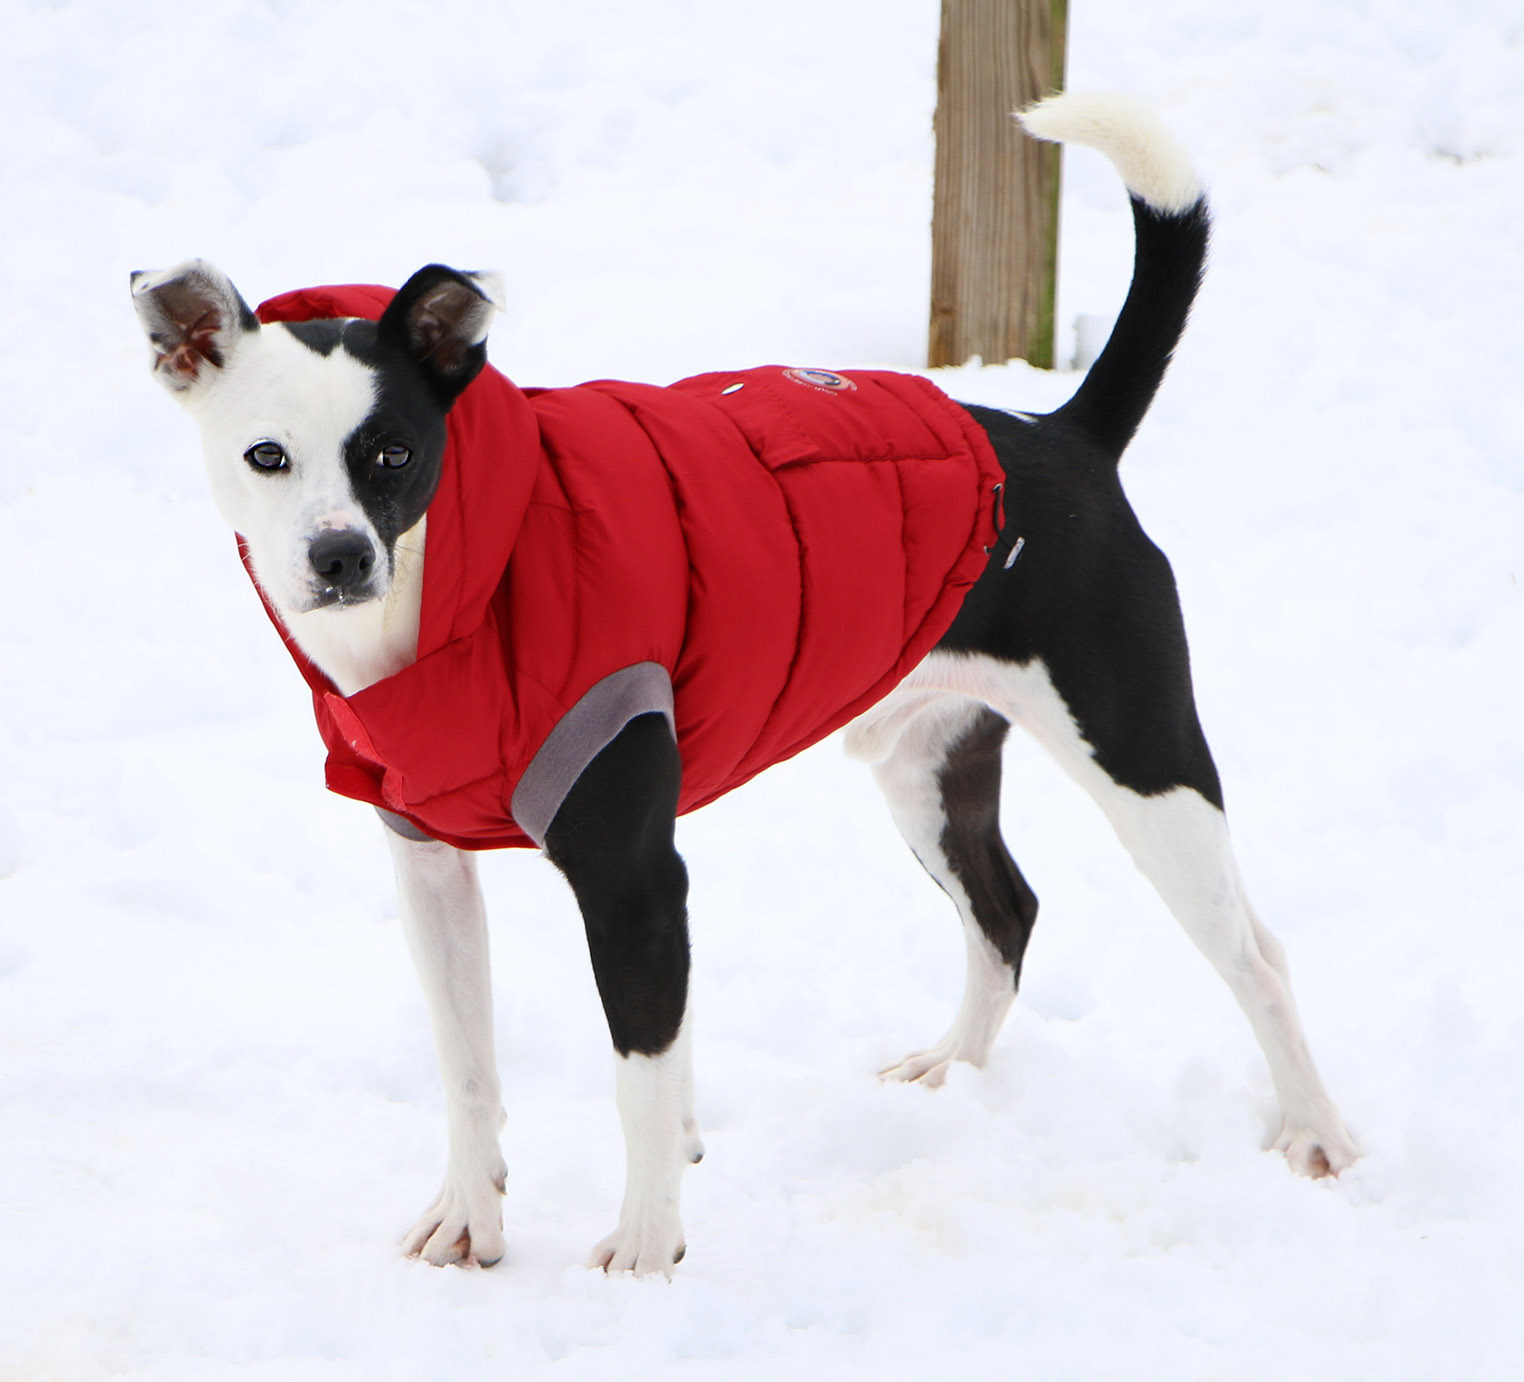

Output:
xmin=983 ymin=482 xmax=1024 ymax=570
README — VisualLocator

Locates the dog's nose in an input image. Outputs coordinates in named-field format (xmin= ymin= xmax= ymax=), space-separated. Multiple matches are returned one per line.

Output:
xmin=308 ymin=529 xmax=377 ymax=591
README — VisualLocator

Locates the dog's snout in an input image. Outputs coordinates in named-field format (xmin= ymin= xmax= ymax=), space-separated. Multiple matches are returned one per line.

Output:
xmin=308 ymin=529 xmax=377 ymax=592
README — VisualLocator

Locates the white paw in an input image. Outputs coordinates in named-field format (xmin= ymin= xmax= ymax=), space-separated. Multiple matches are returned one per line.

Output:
xmin=589 ymin=1211 xmax=686 ymax=1277
xmin=1274 ymin=1121 xmax=1361 ymax=1179
xmin=403 ymin=1160 xmax=507 ymax=1267
xmin=879 ymin=1042 xmax=962 ymax=1087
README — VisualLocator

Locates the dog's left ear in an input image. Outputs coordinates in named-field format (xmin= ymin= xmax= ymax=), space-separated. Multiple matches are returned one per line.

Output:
xmin=378 ymin=265 xmax=505 ymax=408
xmin=131 ymin=260 xmax=259 ymax=398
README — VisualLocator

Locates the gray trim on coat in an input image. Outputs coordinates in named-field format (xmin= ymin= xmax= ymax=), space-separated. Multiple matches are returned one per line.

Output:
xmin=511 ymin=662 xmax=677 ymax=847
xmin=375 ymin=807 xmax=435 ymax=843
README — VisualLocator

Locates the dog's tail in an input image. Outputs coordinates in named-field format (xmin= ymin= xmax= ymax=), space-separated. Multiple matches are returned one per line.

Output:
xmin=1019 ymin=92 xmax=1210 ymax=462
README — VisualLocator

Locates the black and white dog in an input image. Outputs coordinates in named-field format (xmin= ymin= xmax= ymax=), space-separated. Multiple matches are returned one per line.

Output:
xmin=132 ymin=93 xmax=1357 ymax=1276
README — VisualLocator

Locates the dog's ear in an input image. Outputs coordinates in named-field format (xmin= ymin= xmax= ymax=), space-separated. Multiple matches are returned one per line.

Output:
xmin=131 ymin=260 xmax=259 ymax=398
xmin=378 ymin=265 xmax=505 ymax=408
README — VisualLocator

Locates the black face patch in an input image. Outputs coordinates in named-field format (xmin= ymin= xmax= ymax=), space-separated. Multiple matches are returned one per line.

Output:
xmin=326 ymin=319 xmax=452 ymax=563
xmin=284 ymin=319 xmax=345 ymax=357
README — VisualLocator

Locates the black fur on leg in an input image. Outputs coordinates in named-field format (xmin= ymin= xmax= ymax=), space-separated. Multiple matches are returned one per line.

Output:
xmin=937 ymin=707 xmax=1039 ymax=980
xmin=544 ymin=713 xmax=690 ymax=1059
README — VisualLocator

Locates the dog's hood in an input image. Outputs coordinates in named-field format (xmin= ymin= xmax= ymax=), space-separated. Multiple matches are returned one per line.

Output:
xmin=246 ymin=283 xmax=1004 ymax=850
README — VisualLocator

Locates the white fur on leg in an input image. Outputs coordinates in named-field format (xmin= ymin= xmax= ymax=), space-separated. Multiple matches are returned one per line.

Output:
xmin=386 ymin=830 xmax=509 ymax=1266
xmin=590 ymin=1008 xmax=697 ymax=1277
xmin=880 ymin=921 xmax=1015 ymax=1087
xmin=1102 ymin=789 xmax=1360 ymax=1176
xmin=851 ymin=696 xmax=1019 ymax=1085
xmin=876 ymin=652 xmax=1359 ymax=1177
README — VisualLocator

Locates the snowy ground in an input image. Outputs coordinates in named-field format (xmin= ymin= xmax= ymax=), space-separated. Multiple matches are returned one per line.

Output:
xmin=3 ymin=0 xmax=1522 ymax=1376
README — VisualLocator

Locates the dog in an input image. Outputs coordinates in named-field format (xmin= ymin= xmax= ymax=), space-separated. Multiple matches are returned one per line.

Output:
xmin=131 ymin=92 xmax=1358 ymax=1277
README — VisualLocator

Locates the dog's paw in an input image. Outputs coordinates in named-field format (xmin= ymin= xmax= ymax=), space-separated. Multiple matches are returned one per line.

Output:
xmin=404 ymin=1162 xmax=508 ymax=1267
xmin=879 ymin=1042 xmax=963 ymax=1088
xmin=588 ymin=1212 xmax=686 ymax=1278
xmin=1274 ymin=1121 xmax=1361 ymax=1179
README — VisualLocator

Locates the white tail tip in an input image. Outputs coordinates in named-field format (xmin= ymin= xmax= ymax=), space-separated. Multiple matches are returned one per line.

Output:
xmin=1018 ymin=91 xmax=1203 ymax=216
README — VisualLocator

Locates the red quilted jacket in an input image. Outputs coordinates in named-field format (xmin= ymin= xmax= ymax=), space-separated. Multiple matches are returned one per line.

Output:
xmin=250 ymin=284 xmax=1002 ymax=850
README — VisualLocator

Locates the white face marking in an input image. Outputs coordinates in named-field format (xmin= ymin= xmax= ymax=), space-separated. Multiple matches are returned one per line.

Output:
xmin=183 ymin=324 xmax=383 ymax=618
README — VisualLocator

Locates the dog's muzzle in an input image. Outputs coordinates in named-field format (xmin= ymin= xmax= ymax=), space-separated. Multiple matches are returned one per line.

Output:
xmin=307 ymin=528 xmax=379 ymax=607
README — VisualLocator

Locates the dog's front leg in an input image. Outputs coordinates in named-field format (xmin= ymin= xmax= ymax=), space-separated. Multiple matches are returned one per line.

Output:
xmin=544 ymin=713 xmax=698 ymax=1277
xmin=385 ymin=826 xmax=508 ymax=1267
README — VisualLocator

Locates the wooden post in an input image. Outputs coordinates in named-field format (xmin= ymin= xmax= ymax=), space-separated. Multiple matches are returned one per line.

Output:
xmin=928 ymin=0 xmax=1068 ymax=369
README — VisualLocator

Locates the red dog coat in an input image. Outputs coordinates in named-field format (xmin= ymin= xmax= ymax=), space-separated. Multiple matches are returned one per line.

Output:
xmin=250 ymin=284 xmax=1002 ymax=850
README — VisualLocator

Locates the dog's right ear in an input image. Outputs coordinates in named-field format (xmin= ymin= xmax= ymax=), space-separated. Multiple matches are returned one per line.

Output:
xmin=131 ymin=260 xmax=258 ymax=398
xmin=377 ymin=265 xmax=505 ymax=409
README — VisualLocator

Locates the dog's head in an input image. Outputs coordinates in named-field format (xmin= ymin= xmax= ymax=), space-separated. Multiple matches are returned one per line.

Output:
xmin=131 ymin=261 xmax=503 ymax=619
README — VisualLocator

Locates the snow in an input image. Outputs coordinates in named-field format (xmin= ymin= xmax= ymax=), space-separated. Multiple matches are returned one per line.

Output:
xmin=2 ymin=0 xmax=1522 ymax=1375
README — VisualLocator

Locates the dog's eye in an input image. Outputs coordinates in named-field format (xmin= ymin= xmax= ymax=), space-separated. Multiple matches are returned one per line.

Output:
xmin=377 ymin=444 xmax=412 ymax=469
xmin=244 ymin=442 xmax=288 ymax=472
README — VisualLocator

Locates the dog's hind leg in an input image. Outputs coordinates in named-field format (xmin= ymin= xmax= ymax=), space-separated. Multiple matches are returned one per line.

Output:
xmin=1088 ymin=783 xmax=1359 ymax=1176
xmin=545 ymin=712 xmax=698 ymax=1276
xmin=928 ymin=649 xmax=1359 ymax=1178
xmin=386 ymin=829 xmax=508 ymax=1267
xmin=848 ymin=695 xmax=1038 ymax=1086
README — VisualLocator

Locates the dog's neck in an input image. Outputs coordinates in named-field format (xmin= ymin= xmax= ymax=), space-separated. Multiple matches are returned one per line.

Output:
xmin=280 ymin=517 xmax=426 ymax=697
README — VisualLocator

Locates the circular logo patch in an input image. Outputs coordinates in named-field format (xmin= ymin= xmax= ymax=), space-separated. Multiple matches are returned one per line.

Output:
xmin=782 ymin=367 xmax=857 ymax=393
